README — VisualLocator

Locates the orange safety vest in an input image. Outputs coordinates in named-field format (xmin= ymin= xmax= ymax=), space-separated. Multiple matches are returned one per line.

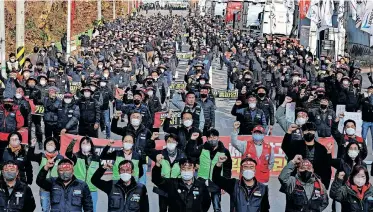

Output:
xmin=241 ymin=140 xmax=271 ymax=183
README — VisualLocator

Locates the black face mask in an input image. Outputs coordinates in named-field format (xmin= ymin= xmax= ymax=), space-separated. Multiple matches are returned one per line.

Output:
xmin=353 ymin=84 xmax=359 ymax=88
xmin=146 ymin=81 xmax=152 ymax=85
xmin=303 ymin=133 xmax=315 ymax=142
xmin=299 ymin=170 xmax=312 ymax=181
xmin=58 ymin=72 xmax=64 ymax=76
xmin=300 ymin=84 xmax=307 ymax=88
xmin=4 ymin=104 xmax=12 ymax=110
xmin=134 ymin=99 xmax=141 ymax=105
xmin=200 ymin=94 xmax=207 ymax=98
xmin=317 ymin=93 xmax=324 ymax=99
xmin=245 ymin=78 xmax=251 ymax=82
xmin=320 ymin=104 xmax=328 ymax=110
xmin=258 ymin=93 xmax=266 ymax=98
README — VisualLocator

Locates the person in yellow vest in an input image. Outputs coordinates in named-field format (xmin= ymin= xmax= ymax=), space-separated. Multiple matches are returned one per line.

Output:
xmin=100 ymin=133 xmax=144 ymax=182
xmin=28 ymin=137 xmax=64 ymax=212
xmin=149 ymin=133 xmax=186 ymax=212
xmin=194 ymin=128 xmax=232 ymax=212
xmin=65 ymin=137 xmax=100 ymax=212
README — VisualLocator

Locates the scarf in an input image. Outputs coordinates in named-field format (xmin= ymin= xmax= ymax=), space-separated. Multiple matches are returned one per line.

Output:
xmin=350 ymin=183 xmax=371 ymax=200
xmin=45 ymin=151 xmax=58 ymax=160
xmin=9 ymin=145 xmax=21 ymax=153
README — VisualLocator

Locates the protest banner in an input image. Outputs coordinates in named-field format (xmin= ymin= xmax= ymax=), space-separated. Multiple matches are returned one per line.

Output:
xmin=169 ymin=81 xmax=187 ymax=90
xmin=26 ymin=99 xmax=44 ymax=116
xmin=338 ymin=112 xmax=362 ymax=136
xmin=60 ymin=134 xmax=335 ymax=177
xmin=285 ymin=102 xmax=296 ymax=123
xmin=213 ymin=89 xmax=238 ymax=99
xmin=153 ymin=111 xmax=182 ymax=128
xmin=0 ymin=128 xmax=28 ymax=143
xmin=70 ymin=82 xmax=82 ymax=95
xmin=176 ymin=52 xmax=193 ymax=59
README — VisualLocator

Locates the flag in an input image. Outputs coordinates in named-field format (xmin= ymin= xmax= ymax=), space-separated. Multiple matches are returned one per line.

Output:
xmin=299 ymin=0 xmax=311 ymax=20
xmin=319 ymin=0 xmax=334 ymax=31
xmin=270 ymin=3 xmax=277 ymax=32
xmin=356 ymin=0 xmax=368 ymax=28
xmin=306 ymin=0 xmax=321 ymax=24
xmin=337 ymin=0 xmax=345 ymax=29
xmin=361 ymin=4 xmax=373 ymax=34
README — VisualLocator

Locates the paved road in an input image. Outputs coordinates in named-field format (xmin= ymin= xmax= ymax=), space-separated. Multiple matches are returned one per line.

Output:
xmin=28 ymin=9 xmax=373 ymax=212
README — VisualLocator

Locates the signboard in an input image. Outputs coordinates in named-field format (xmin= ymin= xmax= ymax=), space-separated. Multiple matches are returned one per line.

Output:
xmin=285 ymin=102 xmax=296 ymax=123
xmin=169 ymin=81 xmax=187 ymax=90
xmin=213 ymin=89 xmax=238 ymax=99
xmin=27 ymin=99 xmax=44 ymax=116
xmin=176 ymin=52 xmax=193 ymax=59
xmin=153 ymin=111 xmax=182 ymax=128
xmin=70 ymin=82 xmax=82 ymax=95
xmin=60 ymin=134 xmax=335 ymax=177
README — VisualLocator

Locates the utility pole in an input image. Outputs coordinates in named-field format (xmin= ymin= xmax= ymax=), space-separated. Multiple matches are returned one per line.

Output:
xmin=0 ymin=0 xmax=6 ymax=74
xmin=16 ymin=0 xmax=25 ymax=66
xmin=128 ymin=0 xmax=130 ymax=16
xmin=98 ymin=0 xmax=102 ymax=20
xmin=67 ymin=0 xmax=71 ymax=59
xmin=113 ymin=0 xmax=116 ymax=20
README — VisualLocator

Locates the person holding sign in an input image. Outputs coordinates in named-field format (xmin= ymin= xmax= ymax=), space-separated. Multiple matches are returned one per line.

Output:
xmin=77 ymin=87 xmax=101 ymax=138
xmin=100 ymin=134 xmax=144 ymax=182
xmin=91 ymin=160 xmax=149 ymax=212
xmin=152 ymin=157 xmax=211 ymax=212
xmin=279 ymin=155 xmax=329 ymax=212
xmin=231 ymin=122 xmax=274 ymax=184
xmin=332 ymin=113 xmax=368 ymax=160
xmin=0 ymin=160 xmax=36 ymax=212
xmin=36 ymin=159 xmax=93 ymax=212
xmin=65 ymin=137 xmax=100 ymax=212
xmin=212 ymin=157 xmax=270 ymax=212
xmin=28 ymin=137 xmax=64 ymax=212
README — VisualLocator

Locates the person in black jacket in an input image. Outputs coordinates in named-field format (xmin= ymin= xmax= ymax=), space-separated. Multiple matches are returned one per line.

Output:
xmin=1 ymin=132 xmax=33 ymax=185
xmin=42 ymin=86 xmax=62 ymax=139
xmin=152 ymin=157 xmax=211 ymax=212
xmin=281 ymin=122 xmax=332 ymax=188
xmin=98 ymin=78 xmax=114 ymax=139
xmin=36 ymin=158 xmax=93 ymax=212
xmin=78 ymin=87 xmax=101 ymax=138
xmin=111 ymin=111 xmax=153 ymax=185
xmin=58 ymin=92 xmax=80 ymax=135
xmin=212 ymin=157 xmax=270 ymax=212
xmin=0 ymin=160 xmax=36 ymax=212
xmin=91 ymin=160 xmax=149 ymax=212
xmin=163 ymin=111 xmax=203 ymax=153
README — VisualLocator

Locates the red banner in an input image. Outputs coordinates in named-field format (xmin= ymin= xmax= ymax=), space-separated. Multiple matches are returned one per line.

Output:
xmin=153 ymin=111 xmax=181 ymax=128
xmin=0 ymin=128 xmax=28 ymax=143
xmin=60 ymin=134 xmax=335 ymax=177
xmin=225 ymin=2 xmax=243 ymax=23
xmin=299 ymin=0 xmax=311 ymax=19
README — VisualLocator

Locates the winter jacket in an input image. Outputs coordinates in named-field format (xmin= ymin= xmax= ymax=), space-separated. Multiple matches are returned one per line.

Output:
xmin=0 ymin=180 xmax=36 ymax=212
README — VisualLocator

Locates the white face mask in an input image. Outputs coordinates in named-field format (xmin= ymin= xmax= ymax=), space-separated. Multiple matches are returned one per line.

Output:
xmin=296 ymin=118 xmax=307 ymax=126
xmin=200 ymin=80 xmax=205 ymax=85
xmin=181 ymin=171 xmax=194 ymax=181
xmin=81 ymin=145 xmax=91 ymax=153
xmin=90 ymin=86 xmax=96 ymax=92
xmin=46 ymin=146 xmax=55 ymax=153
xmin=348 ymin=150 xmax=359 ymax=159
xmin=120 ymin=173 xmax=132 ymax=182
xmin=123 ymin=143 xmax=133 ymax=150
xmin=40 ymin=80 xmax=47 ymax=86
xmin=15 ymin=93 xmax=22 ymax=99
xmin=249 ymin=103 xmax=256 ymax=109
xmin=98 ymin=65 xmax=103 ymax=69
xmin=167 ymin=143 xmax=177 ymax=151
xmin=100 ymin=82 xmax=107 ymax=87
xmin=64 ymin=98 xmax=72 ymax=104
xmin=183 ymin=120 xmax=193 ymax=127
xmin=346 ymin=128 xmax=356 ymax=136
xmin=84 ymin=92 xmax=91 ymax=98
xmin=103 ymin=74 xmax=109 ymax=78
xmin=147 ymin=91 xmax=153 ymax=96
xmin=154 ymin=60 xmax=159 ymax=65
xmin=242 ymin=170 xmax=255 ymax=180
xmin=353 ymin=176 xmax=366 ymax=187
xmin=131 ymin=119 xmax=141 ymax=127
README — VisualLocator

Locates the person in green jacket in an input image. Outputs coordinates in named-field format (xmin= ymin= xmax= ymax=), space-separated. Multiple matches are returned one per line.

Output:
xmin=149 ymin=133 xmax=186 ymax=212
xmin=100 ymin=133 xmax=144 ymax=181
xmin=65 ymin=136 xmax=100 ymax=212
xmin=28 ymin=137 xmax=64 ymax=212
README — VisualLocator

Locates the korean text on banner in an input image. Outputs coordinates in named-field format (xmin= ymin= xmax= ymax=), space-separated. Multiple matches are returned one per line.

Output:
xmin=60 ymin=134 xmax=335 ymax=177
